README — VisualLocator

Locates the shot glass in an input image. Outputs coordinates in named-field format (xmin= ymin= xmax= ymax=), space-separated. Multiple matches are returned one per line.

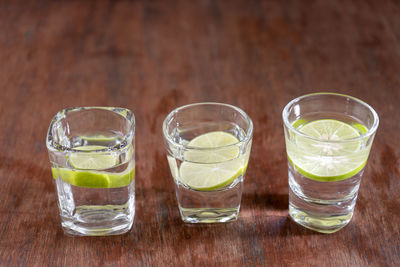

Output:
xmin=46 ymin=107 xmax=135 ymax=236
xmin=163 ymin=102 xmax=253 ymax=223
xmin=282 ymin=93 xmax=379 ymax=233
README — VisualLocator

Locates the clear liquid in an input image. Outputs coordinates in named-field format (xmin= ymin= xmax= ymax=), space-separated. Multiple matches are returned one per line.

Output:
xmin=56 ymin=179 xmax=135 ymax=236
xmin=288 ymin=163 xmax=363 ymax=233
xmin=49 ymin=135 xmax=135 ymax=236
xmin=175 ymin=174 xmax=244 ymax=223
xmin=167 ymin=123 xmax=251 ymax=223
xmin=170 ymin=121 xmax=247 ymax=147
xmin=285 ymin=113 xmax=371 ymax=233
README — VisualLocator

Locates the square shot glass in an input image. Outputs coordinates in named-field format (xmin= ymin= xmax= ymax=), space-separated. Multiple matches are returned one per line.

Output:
xmin=46 ymin=107 xmax=135 ymax=236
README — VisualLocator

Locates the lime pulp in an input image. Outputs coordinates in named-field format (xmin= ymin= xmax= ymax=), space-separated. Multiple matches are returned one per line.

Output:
xmin=287 ymin=119 xmax=369 ymax=182
xmin=178 ymin=131 xmax=249 ymax=191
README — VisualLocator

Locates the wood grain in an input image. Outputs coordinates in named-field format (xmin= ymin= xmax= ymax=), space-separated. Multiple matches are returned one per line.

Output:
xmin=0 ymin=0 xmax=399 ymax=266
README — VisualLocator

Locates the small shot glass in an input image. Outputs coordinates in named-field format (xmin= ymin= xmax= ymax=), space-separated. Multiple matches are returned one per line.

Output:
xmin=163 ymin=102 xmax=253 ymax=223
xmin=46 ymin=107 xmax=135 ymax=236
xmin=282 ymin=93 xmax=379 ymax=233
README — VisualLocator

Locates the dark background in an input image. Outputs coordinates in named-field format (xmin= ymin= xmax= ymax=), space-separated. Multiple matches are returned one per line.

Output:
xmin=0 ymin=0 xmax=399 ymax=266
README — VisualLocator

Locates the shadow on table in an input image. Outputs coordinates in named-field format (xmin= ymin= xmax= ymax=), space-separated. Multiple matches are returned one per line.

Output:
xmin=123 ymin=188 xmax=317 ymax=252
xmin=178 ymin=215 xmax=317 ymax=236
xmin=45 ymin=185 xmax=321 ymax=265
xmin=240 ymin=192 xmax=325 ymax=236
xmin=242 ymin=192 xmax=289 ymax=210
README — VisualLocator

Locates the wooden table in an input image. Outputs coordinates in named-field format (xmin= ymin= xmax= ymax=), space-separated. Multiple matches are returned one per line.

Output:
xmin=1 ymin=0 xmax=399 ymax=266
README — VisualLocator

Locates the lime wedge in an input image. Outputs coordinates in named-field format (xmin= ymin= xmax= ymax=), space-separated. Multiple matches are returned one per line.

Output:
xmin=287 ymin=119 xmax=369 ymax=182
xmin=69 ymin=145 xmax=117 ymax=170
xmin=178 ymin=131 xmax=249 ymax=191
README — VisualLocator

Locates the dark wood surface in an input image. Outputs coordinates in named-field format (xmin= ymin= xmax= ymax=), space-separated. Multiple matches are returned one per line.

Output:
xmin=1 ymin=0 xmax=399 ymax=266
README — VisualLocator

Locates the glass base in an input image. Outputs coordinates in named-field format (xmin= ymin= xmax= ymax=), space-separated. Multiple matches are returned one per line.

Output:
xmin=179 ymin=207 xmax=239 ymax=223
xmin=62 ymin=222 xmax=133 ymax=236
xmin=60 ymin=206 xmax=134 ymax=236
xmin=289 ymin=204 xmax=353 ymax=234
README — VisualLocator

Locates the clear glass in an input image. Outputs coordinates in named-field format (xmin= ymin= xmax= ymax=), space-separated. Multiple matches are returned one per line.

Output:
xmin=46 ymin=107 xmax=135 ymax=236
xmin=163 ymin=103 xmax=253 ymax=223
xmin=282 ymin=93 xmax=379 ymax=233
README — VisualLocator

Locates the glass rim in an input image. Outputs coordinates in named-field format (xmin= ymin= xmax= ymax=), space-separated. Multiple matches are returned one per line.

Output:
xmin=46 ymin=106 xmax=135 ymax=153
xmin=162 ymin=102 xmax=254 ymax=150
xmin=282 ymin=92 xmax=379 ymax=143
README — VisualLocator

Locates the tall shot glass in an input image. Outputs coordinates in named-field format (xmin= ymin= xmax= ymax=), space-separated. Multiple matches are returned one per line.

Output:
xmin=282 ymin=93 xmax=379 ymax=233
xmin=46 ymin=107 xmax=135 ymax=236
xmin=163 ymin=103 xmax=253 ymax=223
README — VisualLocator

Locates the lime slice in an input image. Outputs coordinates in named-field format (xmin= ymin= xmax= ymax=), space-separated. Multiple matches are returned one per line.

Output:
xmin=73 ymin=170 xmax=111 ymax=188
xmin=287 ymin=119 xmax=368 ymax=182
xmin=299 ymin=119 xmax=361 ymax=142
xmin=51 ymin=145 xmax=134 ymax=188
xmin=81 ymin=135 xmax=117 ymax=142
xmin=179 ymin=160 xmax=246 ymax=191
xmin=107 ymin=167 xmax=135 ymax=188
xmin=51 ymin=165 xmax=135 ymax=188
xmin=178 ymin=131 xmax=249 ymax=191
xmin=69 ymin=145 xmax=117 ymax=170
xmin=351 ymin=122 xmax=368 ymax=135
xmin=292 ymin=118 xmax=307 ymax=128
xmin=184 ymin=131 xmax=240 ymax=163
